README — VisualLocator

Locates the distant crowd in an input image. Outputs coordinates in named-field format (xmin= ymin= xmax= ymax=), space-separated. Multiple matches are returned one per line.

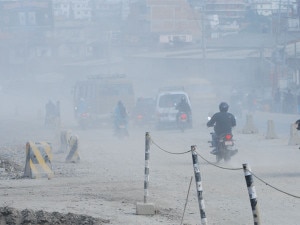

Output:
xmin=272 ymin=88 xmax=300 ymax=114
xmin=229 ymin=88 xmax=300 ymax=115
xmin=45 ymin=100 xmax=61 ymax=128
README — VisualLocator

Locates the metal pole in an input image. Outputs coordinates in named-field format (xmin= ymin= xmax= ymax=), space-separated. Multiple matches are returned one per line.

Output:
xmin=180 ymin=176 xmax=193 ymax=225
xmin=243 ymin=163 xmax=261 ymax=225
xmin=144 ymin=132 xmax=150 ymax=203
xmin=191 ymin=145 xmax=207 ymax=225
xmin=201 ymin=2 xmax=206 ymax=77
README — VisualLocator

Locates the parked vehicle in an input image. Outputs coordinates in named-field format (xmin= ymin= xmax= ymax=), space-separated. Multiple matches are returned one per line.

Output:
xmin=132 ymin=97 xmax=156 ymax=127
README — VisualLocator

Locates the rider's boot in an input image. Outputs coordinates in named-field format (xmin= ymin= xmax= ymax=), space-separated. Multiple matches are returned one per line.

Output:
xmin=210 ymin=148 xmax=217 ymax=155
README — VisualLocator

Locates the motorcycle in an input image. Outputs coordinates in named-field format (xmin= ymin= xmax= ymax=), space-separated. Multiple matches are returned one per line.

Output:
xmin=177 ymin=112 xmax=188 ymax=132
xmin=78 ymin=112 xmax=90 ymax=129
xmin=115 ymin=118 xmax=129 ymax=139
xmin=209 ymin=132 xmax=238 ymax=163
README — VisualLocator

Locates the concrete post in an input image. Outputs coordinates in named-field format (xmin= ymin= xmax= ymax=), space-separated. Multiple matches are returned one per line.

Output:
xmin=191 ymin=145 xmax=207 ymax=225
xmin=243 ymin=163 xmax=261 ymax=225
xmin=65 ymin=135 xmax=80 ymax=163
xmin=242 ymin=114 xmax=258 ymax=134
xmin=266 ymin=120 xmax=278 ymax=139
xmin=288 ymin=123 xmax=300 ymax=145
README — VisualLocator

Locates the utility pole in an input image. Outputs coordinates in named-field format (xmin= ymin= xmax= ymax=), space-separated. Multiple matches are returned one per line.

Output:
xmin=201 ymin=1 xmax=206 ymax=60
xmin=201 ymin=0 xmax=206 ymax=77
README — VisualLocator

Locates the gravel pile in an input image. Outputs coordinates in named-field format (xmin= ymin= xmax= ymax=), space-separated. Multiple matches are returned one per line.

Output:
xmin=0 ymin=207 xmax=110 ymax=225
xmin=0 ymin=144 xmax=24 ymax=180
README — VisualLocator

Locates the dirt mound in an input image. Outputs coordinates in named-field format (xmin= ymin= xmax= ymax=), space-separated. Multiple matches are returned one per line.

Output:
xmin=0 ymin=144 xmax=24 ymax=180
xmin=0 ymin=151 xmax=24 ymax=180
xmin=0 ymin=207 xmax=110 ymax=225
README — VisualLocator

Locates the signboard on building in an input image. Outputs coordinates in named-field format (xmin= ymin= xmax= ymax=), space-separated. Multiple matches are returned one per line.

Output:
xmin=0 ymin=0 xmax=53 ymax=29
xmin=93 ymin=2 xmax=122 ymax=20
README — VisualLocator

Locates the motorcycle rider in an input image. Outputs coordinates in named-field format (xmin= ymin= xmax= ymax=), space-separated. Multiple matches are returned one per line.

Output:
xmin=295 ymin=119 xmax=300 ymax=149
xmin=295 ymin=119 xmax=300 ymax=130
xmin=176 ymin=96 xmax=192 ymax=124
xmin=207 ymin=102 xmax=236 ymax=155
xmin=113 ymin=100 xmax=128 ymax=135
xmin=76 ymin=97 xmax=87 ymax=117
xmin=45 ymin=100 xmax=56 ymax=127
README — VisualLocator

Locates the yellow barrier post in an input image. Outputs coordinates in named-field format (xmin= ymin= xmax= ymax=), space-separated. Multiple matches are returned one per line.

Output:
xmin=65 ymin=135 xmax=80 ymax=163
xmin=23 ymin=142 xmax=54 ymax=179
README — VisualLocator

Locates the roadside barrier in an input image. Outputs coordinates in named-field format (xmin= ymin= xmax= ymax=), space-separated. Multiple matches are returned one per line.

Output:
xmin=242 ymin=114 xmax=258 ymax=134
xmin=23 ymin=141 xmax=54 ymax=179
xmin=265 ymin=120 xmax=278 ymax=139
xmin=136 ymin=132 xmax=155 ymax=215
xmin=288 ymin=123 xmax=300 ymax=145
xmin=191 ymin=145 xmax=207 ymax=225
xmin=65 ymin=135 xmax=80 ymax=163
xmin=243 ymin=163 xmax=261 ymax=225
xmin=59 ymin=130 xmax=72 ymax=153
xmin=147 ymin=132 xmax=300 ymax=224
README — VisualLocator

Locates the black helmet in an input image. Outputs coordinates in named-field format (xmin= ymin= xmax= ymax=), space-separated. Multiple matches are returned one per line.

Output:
xmin=219 ymin=102 xmax=229 ymax=112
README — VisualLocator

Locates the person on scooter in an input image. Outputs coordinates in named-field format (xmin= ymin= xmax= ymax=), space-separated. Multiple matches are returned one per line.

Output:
xmin=113 ymin=100 xmax=128 ymax=134
xmin=176 ymin=96 xmax=192 ymax=124
xmin=207 ymin=102 xmax=236 ymax=154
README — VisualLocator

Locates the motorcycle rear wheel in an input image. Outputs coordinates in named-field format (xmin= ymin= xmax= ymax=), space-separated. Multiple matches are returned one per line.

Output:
xmin=224 ymin=151 xmax=231 ymax=162
xmin=216 ymin=154 xmax=222 ymax=163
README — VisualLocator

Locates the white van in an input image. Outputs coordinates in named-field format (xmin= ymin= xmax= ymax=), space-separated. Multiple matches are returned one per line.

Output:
xmin=155 ymin=90 xmax=191 ymax=129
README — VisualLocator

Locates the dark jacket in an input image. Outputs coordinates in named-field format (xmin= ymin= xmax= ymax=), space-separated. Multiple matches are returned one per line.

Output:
xmin=176 ymin=100 xmax=191 ymax=114
xmin=207 ymin=111 xmax=236 ymax=135
xmin=295 ymin=119 xmax=300 ymax=130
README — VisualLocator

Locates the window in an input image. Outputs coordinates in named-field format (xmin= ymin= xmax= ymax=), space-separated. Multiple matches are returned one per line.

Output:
xmin=159 ymin=94 xmax=185 ymax=108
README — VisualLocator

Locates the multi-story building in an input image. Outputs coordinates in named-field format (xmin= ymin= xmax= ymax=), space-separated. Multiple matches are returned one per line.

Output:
xmin=204 ymin=0 xmax=247 ymax=21
xmin=52 ymin=0 xmax=92 ymax=20
xmin=146 ymin=0 xmax=202 ymax=43
xmin=251 ymin=0 xmax=297 ymax=16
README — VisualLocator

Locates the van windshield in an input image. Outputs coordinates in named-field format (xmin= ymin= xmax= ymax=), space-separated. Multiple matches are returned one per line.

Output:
xmin=158 ymin=94 xmax=186 ymax=108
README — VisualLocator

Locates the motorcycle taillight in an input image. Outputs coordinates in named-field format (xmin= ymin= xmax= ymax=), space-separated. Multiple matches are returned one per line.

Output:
xmin=81 ymin=113 xmax=89 ymax=118
xmin=180 ymin=113 xmax=187 ymax=120
xmin=225 ymin=134 xmax=232 ymax=140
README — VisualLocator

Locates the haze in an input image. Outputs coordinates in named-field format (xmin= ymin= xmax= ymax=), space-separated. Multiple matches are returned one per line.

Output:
xmin=0 ymin=0 xmax=299 ymax=130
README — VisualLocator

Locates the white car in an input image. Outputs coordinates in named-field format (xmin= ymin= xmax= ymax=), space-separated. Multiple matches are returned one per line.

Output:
xmin=155 ymin=90 xmax=192 ymax=129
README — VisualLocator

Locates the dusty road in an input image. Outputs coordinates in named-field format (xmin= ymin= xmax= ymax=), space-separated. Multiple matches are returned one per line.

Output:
xmin=0 ymin=109 xmax=300 ymax=225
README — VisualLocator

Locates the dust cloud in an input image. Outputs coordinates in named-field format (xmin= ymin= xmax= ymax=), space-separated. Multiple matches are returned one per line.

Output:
xmin=1 ymin=1 xmax=299 ymax=224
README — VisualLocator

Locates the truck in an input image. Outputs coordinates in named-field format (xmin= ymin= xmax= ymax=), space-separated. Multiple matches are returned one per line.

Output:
xmin=73 ymin=74 xmax=135 ymax=128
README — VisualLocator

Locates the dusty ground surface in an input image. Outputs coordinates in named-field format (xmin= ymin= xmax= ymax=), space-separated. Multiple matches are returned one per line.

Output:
xmin=0 ymin=108 xmax=300 ymax=225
